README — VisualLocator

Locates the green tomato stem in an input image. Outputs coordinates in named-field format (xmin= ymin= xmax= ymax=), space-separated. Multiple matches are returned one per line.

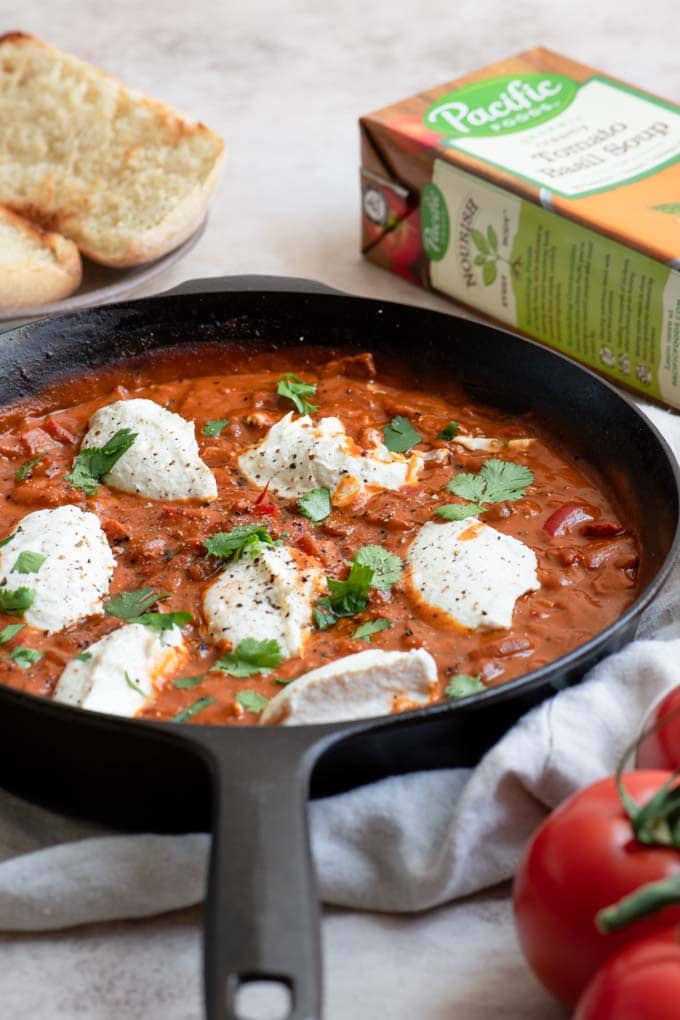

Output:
xmin=597 ymin=874 xmax=680 ymax=933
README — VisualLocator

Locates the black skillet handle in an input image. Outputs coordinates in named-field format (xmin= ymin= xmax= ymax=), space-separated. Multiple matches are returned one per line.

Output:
xmin=160 ymin=275 xmax=344 ymax=298
xmin=191 ymin=725 xmax=334 ymax=1020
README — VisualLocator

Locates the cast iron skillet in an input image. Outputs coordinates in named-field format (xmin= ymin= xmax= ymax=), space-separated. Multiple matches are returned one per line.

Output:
xmin=0 ymin=276 xmax=678 ymax=1020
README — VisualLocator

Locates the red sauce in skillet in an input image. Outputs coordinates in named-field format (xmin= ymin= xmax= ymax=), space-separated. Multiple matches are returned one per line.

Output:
xmin=0 ymin=344 xmax=640 ymax=725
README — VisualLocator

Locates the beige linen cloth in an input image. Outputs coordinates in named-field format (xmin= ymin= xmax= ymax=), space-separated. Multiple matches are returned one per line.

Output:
xmin=0 ymin=402 xmax=678 ymax=931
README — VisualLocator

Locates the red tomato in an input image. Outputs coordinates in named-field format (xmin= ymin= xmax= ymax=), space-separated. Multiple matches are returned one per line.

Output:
xmin=542 ymin=502 xmax=595 ymax=536
xmin=573 ymin=927 xmax=680 ymax=1020
xmin=513 ymin=771 xmax=680 ymax=1006
xmin=379 ymin=210 xmax=422 ymax=269
xmin=636 ymin=687 xmax=680 ymax=771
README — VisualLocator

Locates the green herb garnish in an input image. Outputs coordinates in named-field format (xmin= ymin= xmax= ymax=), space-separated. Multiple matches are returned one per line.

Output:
xmin=297 ymin=487 xmax=331 ymax=523
xmin=130 ymin=611 xmax=193 ymax=632
xmin=277 ymin=373 xmax=318 ymax=415
xmin=75 ymin=651 xmax=93 ymax=662
xmin=235 ymin=689 xmax=270 ymax=714
xmin=105 ymin=587 xmax=169 ymax=620
xmin=124 ymin=671 xmax=146 ymax=697
xmin=0 ymin=531 xmax=16 ymax=548
xmin=316 ymin=561 xmax=373 ymax=625
xmin=433 ymin=503 xmax=485 ymax=521
xmin=213 ymin=638 xmax=283 ymax=677
xmin=354 ymin=545 xmax=402 ymax=591
xmin=9 ymin=646 xmax=43 ymax=669
xmin=447 ymin=459 xmax=533 ymax=505
xmin=382 ymin=416 xmax=421 ymax=454
xmin=202 ymin=418 xmax=230 ymax=437
xmin=204 ymin=525 xmax=275 ymax=562
xmin=0 ymin=623 xmax=24 ymax=644
xmin=352 ymin=618 xmax=391 ymax=643
xmin=444 ymin=674 xmax=485 ymax=699
xmin=11 ymin=551 xmax=46 ymax=575
xmin=0 ymin=587 xmax=35 ymax=616
xmin=15 ymin=455 xmax=44 ymax=481
xmin=172 ymin=696 xmax=217 ymax=724
xmin=66 ymin=428 xmax=137 ymax=495
xmin=438 ymin=421 xmax=460 ymax=441
xmin=173 ymin=675 xmax=205 ymax=690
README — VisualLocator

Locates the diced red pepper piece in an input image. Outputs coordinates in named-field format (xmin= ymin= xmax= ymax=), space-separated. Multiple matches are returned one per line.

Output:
xmin=19 ymin=428 xmax=59 ymax=457
xmin=253 ymin=482 xmax=279 ymax=518
xmin=44 ymin=419 xmax=76 ymax=445
xmin=581 ymin=519 xmax=625 ymax=538
xmin=542 ymin=503 xmax=595 ymax=537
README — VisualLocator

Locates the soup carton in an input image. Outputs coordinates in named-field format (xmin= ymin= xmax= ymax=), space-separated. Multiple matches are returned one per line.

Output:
xmin=360 ymin=49 xmax=680 ymax=408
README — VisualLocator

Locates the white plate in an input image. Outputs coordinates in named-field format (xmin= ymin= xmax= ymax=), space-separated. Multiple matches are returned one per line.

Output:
xmin=0 ymin=218 xmax=207 ymax=323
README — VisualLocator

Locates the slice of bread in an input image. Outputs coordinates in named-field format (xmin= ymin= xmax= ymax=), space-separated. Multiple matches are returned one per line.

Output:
xmin=0 ymin=32 xmax=224 ymax=267
xmin=0 ymin=204 xmax=83 ymax=310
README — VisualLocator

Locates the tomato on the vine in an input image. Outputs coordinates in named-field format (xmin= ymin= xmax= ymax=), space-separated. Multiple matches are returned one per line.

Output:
xmin=636 ymin=686 xmax=680 ymax=770
xmin=513 ymin=771 xmax=680 ymax=1006
xmin=573 ymin=926 xmax=680 ymax=1020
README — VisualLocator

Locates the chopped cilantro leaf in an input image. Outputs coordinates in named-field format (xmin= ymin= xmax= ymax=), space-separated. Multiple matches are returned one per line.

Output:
xmin=382 ymin=415 xmax=421 ymax=454
xmin=0 ymin=587 xmax=34 ymax=616
xmin=433 ymin=503 xmax=484 ymax=521
xmin=326 ymin=561 xmax=373 ymax=615
xmin=172 ymin=696 xmax=217 ymax=724
xmin=355 ymin=545 xmax=402 ymax=591
xmin=9 ymin=646 xmax=43 ymax=669
xmin=173 ymin=675 xmax=205 ymax=690
xmin=124 ymin=672 xmax=146 ymax=697
xmin=204 ymin=525 xmax=275 ymax=562
xmin=15 ymin=455 xmax=44 ymax=481
xmin=297 ymin=487 xmax=331 ymax=523
xmin=12 ymin=551 xmax=46 ymax=575
xmin=75 ymin=651 xmax=93 ymax=662
xmin=105 ymin=587 xmax=169 ymax=620
xmin=213 ymin=638 xmax=283 ymax=677
xmin=446 ymin=471 xmax=488 ymax=504
xmin=202 ymin=418 xmax=230 ymax=437
xmin=130 ymin=611 xmax=193 ymax=632
xmin=66 ymin=428 xmax=137 ymax=495
xmin=444 ymin=674 xmax=485 ymax=699
xmin=277 ymin=373 xmax=318 ymax=415
xmin=235 ymin=689 xmax=269 ymax=714
xmin=313 ymin=604 xmax=337 ymax=631
xmin=352 ymin=618 xmax=391 ymax=643
xmin=0 ymin=623 xmax=24 ymax=644
xmin=438 ymin=421 xmax=460 ymax=441
xmin=447 ymin=459 xmax=533 ymax=505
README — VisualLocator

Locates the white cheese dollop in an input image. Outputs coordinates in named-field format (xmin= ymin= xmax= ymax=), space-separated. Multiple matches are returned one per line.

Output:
xmin=0 ymin=505 xmax=115 ymax=633
xmin=453 ymin=436 xmax=535 ymax=452
xmin=260 ymin=648 xmax=437 ymax=725
xmin=203 ymin=544 xmax=325 ymax=659
xmin=238 ymin=412 xmax=423 ymax=500
xmin=53 ymin=622 xmax=186 ymax=717
xmin=406 ymin=519 xmax=539 ymax=631
xmin=81 ymin=398 xmax=217 ymax=501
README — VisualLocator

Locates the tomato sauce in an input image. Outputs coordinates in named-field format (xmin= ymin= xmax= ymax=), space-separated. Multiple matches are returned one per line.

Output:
xmin=0 ymin=344 xmax=640 ymax=725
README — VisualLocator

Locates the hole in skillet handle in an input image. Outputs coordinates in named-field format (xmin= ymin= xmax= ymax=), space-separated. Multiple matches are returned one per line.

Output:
xmin=231 ymin=976 xmax=294 ymax=1020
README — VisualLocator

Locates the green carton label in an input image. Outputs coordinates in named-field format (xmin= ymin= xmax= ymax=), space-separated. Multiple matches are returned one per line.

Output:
xmin=428 ymin=159 xmax=680 ymax=406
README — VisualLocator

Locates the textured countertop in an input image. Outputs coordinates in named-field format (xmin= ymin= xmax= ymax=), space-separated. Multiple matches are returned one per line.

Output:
xmin=0 ymin=1 xmax=678 ymax=1016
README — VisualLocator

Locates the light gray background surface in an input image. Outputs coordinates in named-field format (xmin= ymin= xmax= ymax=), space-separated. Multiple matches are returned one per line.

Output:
xmin=0 ymin=2 xmax=677 ymax=1016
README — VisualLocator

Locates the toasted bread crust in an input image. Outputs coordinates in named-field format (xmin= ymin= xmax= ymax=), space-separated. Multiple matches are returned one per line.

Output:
xmin=0 ymin=33 xmax=224 ymax=267
xmin=0 ymin=205 xmax=83 ymax=310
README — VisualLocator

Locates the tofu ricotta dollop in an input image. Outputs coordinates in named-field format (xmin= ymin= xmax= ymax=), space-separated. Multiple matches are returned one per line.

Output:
xmin=203 ymin=544 xmax=325 ymax=658
xmin=0 ymin=505 xmax=115 ymax=633
xmin=81 ymin=398 xmax=217 ymax=501
xmin=260 ymin=648 xmax=437 ymax=725
xmin=53 ymin=622 xmax=186 ymax=717
xmin=238 ymin=412 xmax=423 ymax=500
xmin=406 ymin=520 xmax=540 ymax=631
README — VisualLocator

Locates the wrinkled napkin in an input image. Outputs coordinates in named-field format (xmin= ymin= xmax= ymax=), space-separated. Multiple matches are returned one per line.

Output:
xmin=0 ymin=401 xmax=678 ymax=932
